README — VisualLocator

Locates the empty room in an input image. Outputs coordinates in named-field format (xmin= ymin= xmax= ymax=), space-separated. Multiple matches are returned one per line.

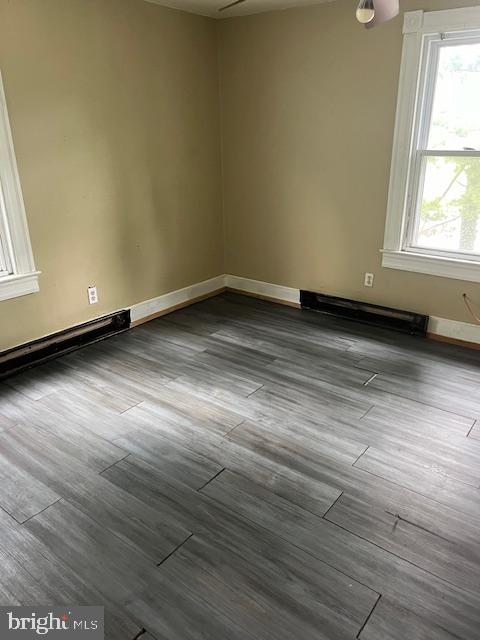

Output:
xmin=1 ymin=0 xmax=480 ymax=637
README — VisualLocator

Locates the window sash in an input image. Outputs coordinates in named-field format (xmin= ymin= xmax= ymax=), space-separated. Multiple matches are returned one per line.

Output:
xmin=415 ymin=31 xmax=480 ymax=153
xmin=0 ymin=241 xmax=10 ymax=275
xmin=0 ymin=241 xmax=11 ymax=275
xmin=0 ymin=180 xmax=14 ymax=276
xmin=403 ymin=31 xmax=480 ymax=262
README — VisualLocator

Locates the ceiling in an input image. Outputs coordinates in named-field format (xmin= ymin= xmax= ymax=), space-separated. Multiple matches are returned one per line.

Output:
xmin=144 ymin=0 xmax=335 ymax=19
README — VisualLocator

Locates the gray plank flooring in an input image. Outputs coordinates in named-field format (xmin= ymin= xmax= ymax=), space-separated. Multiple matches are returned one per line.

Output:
xmin=1 ymin=292 xmax=480 ymax=639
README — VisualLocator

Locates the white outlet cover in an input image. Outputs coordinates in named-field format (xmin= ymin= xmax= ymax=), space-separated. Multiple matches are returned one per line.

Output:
xmin=364 ymin=273 xmax=374 ymax=287
xmin=87 ymin=286 xmax=98 ymax=304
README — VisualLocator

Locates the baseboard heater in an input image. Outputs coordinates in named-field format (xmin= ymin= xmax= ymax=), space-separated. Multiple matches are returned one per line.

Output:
xmin=0 ymin=309 xmax=130 ymax=379
xmin=300 ymin=290 xmax=428 ymax=336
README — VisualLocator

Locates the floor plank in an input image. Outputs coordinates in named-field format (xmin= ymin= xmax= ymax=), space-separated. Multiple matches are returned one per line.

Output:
xmin=0 ymin=445 xmax=60 ymax=523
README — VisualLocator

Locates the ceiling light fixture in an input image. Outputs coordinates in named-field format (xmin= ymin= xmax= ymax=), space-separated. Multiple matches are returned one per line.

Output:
xmin=356 ymin=0 xmax=375 ymax=24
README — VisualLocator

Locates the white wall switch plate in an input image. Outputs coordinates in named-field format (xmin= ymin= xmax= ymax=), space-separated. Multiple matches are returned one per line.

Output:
xmin=87 ymin=286 xmax=98 ymax=304
xmin=364 ymin=273 xmax=374 ymax=287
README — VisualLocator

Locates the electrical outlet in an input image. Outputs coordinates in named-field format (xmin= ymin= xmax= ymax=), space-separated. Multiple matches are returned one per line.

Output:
xmin=87 ymin=286 xmax=98 ymax=305
xmin=364 ymin=273 xmax=374 ymax=288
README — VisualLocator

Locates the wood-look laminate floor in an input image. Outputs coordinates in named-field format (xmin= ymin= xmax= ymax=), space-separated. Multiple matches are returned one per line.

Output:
xmin=1 ymin=292 xmax=480 ymax=639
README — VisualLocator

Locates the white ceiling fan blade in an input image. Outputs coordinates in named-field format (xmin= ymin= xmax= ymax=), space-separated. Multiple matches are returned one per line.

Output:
xmin=218 ymin=0 xmax=247 ymax=12
xmin=365 ymin=0 xmax=399 ymax=28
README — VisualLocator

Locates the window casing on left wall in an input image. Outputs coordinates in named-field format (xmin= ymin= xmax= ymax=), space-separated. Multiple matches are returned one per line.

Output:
xmin=0 ymin=72 xmax=39 ymax=303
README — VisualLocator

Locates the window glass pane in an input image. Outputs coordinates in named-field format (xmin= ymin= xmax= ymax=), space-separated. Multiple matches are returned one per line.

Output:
xmin=428 ymin=42 xmax=480 ymax=150
xmin=414 ymin=155 xmax=480 ymax=254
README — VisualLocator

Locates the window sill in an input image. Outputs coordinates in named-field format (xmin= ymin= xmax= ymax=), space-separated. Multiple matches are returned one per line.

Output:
xmin=382 ymin=250 xmax=480 ymax=283
xmin=0 ymin=271 xmax=40 ymax=302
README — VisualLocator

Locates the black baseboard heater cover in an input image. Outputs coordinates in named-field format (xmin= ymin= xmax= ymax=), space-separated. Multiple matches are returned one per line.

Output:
xmin=300 ymin=290 xmax=428 ymax=336
xmin=0 ymin=309 xmax=130 ymax=379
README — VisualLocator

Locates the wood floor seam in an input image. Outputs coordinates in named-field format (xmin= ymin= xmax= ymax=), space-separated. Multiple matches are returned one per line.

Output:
xmin=466 ymin=419 xmax=477 ymax=439
xmin=246 ymin=383 xmax=264 ymax=398
xmin=99 ymin=454 xmax=131 ymax=475
xmin=196 ymin=468 xmax=226 ymax=492
xmin=221 ymin=419 xmax=246 ymax=438
xmin=352 ymin=446 xmax=370 ymax=466
xmin=120 ymin=401 xmax=143 ymax=415
xmin=18 ymin=497 xmax=63 ymax=526
xmin=99 ymin=453 xmax=133 ymax=475
xmin=321 ymin=491 xmax=344 ymax=521
xmin=356 ymin=594 xmax=382 ymax=639
xmin=359 ymin=405 xmax=374 ymax=420
xmin=156 ymin=533 xmax=195 ymax=568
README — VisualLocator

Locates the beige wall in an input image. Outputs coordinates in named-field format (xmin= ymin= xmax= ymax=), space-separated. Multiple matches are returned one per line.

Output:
xmin=0 ymin=0 xmax=224 ymax=350
xmin=2 ymin=0 xmax=479 ymax=351
xmin=219 ymin=0 xmax=480 ymax=323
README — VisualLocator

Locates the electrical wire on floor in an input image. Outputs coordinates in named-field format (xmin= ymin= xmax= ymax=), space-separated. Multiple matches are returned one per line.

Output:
xmin=463 ymin=293 xmax=480 ymax=324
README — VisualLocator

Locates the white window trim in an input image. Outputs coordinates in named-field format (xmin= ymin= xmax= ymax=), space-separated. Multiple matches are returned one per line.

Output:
xmin=0 ymin=71 xmax=39 ymax=302
xmin=382 ymin=6 xmax=480 ymax=283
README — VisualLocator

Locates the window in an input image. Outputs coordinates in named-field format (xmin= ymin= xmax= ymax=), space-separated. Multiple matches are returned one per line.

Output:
xmin=0 ymin=72 xmax=38 ymax=302
xmin=383 ymin=7 xmax=480 ymax=282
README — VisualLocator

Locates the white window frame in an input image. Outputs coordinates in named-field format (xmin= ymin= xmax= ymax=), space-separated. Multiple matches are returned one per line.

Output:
xmin=382 ymin=6 xmax=480 ymax=283
xmin=0 ymin=71 xmax=39 ymax=302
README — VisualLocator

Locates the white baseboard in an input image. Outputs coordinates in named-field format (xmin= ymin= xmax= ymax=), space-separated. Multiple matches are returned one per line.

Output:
xmin=130 ymin=275 xmax=226 ymax=323
xmin=130 ymin=274 xmax=480 ymax=346
xmin=428 ymin=316 xmax=480 ymax=345
xmin=130 ymin=274 xmax=300 ymax=324
xmin=225 ymin=275 xmax=300 ymax=306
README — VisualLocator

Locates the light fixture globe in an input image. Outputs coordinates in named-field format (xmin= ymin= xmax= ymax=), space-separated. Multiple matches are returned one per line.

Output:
xmin=356 ymin=0 xmax=375 ymax=24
